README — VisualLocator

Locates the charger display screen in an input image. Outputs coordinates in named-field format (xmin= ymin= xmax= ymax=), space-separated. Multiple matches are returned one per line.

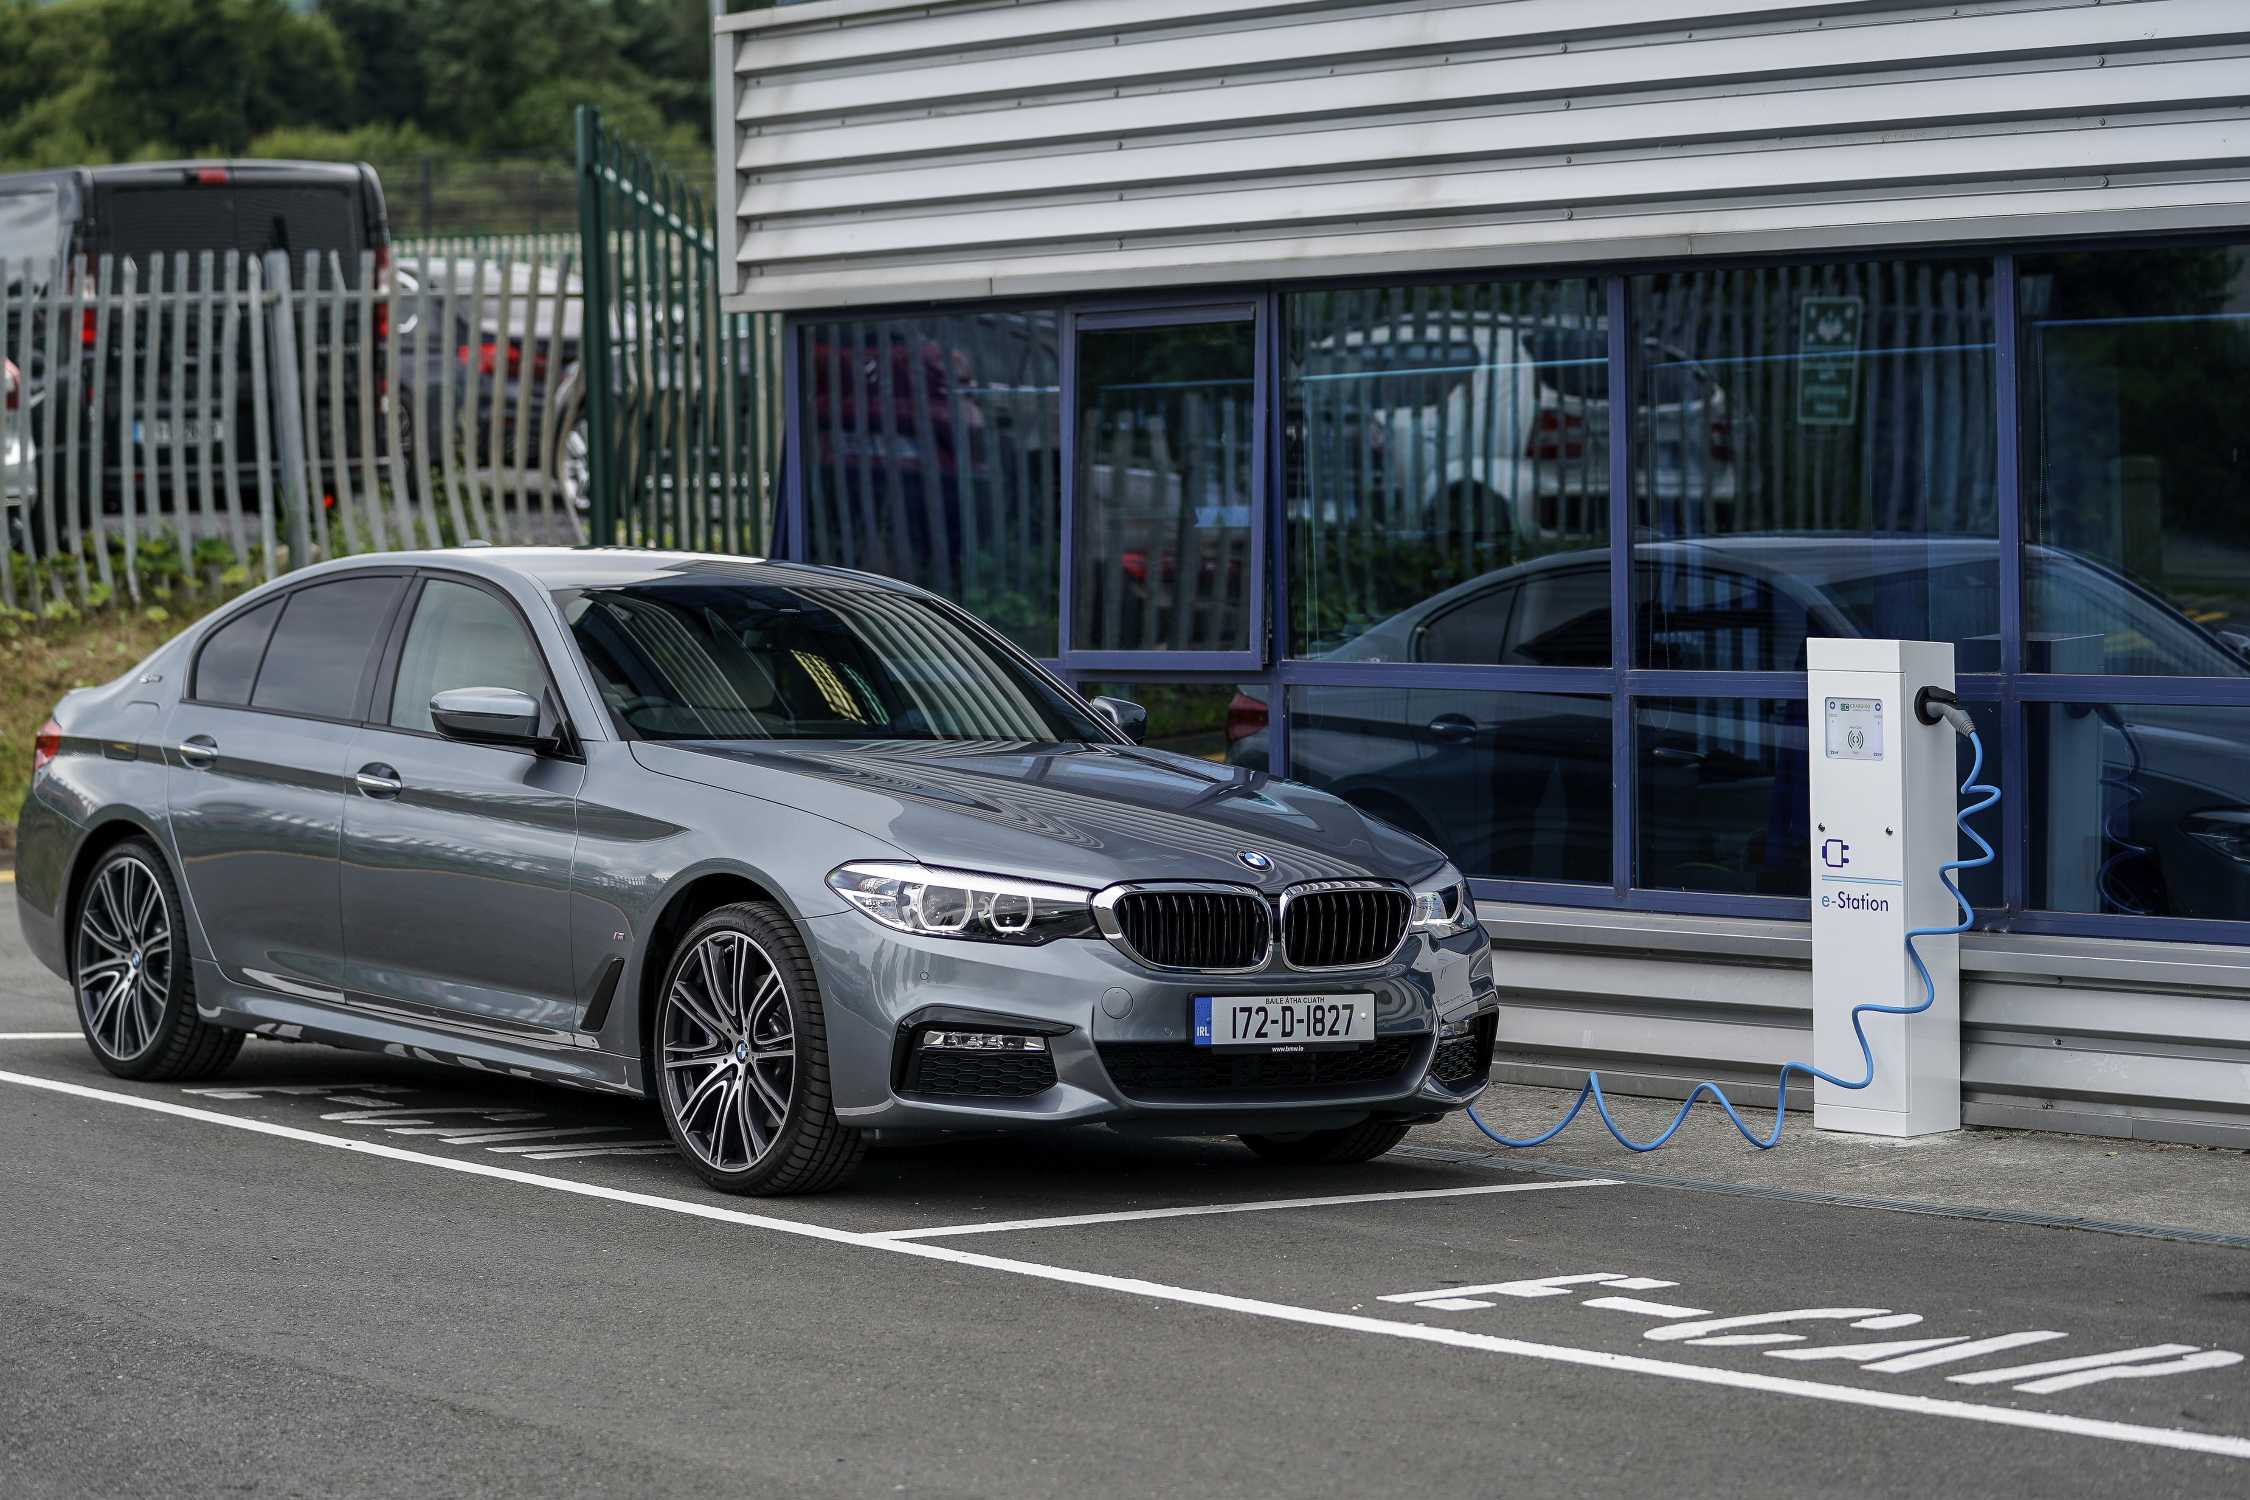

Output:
xmin=1824 ymin=697 xmax=1884 ymax=761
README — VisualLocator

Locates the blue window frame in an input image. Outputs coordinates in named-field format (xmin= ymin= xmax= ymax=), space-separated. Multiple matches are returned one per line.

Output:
xmin=1059 ymin=301 xmax=1267 ymax=672
xmin=782 ymin=232 xmax=2250 ymax=947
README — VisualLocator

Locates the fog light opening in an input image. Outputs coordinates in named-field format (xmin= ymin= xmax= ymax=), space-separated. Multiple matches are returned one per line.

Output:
xmin=918 ymin=1029 xmax=1048 ymax=1053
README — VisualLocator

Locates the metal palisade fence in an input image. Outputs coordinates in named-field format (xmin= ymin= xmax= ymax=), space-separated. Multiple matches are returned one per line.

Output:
xmin=0 ymin=245 xmax=590 ymax=612
xmin=576 ymin=106 xmax=781 ymax=554
xmin=0 ymin=116 xmax=784 ymax=616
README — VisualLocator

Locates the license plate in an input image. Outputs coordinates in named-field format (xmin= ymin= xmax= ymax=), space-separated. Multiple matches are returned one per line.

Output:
xmin=1193 ymin=993 xmax=1376 ymax=1052
xmin=135 ymin=420 xmax=222 ymax=447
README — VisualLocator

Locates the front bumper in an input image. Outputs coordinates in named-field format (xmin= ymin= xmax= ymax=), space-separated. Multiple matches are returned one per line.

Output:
xmin=804 ymin=910 xmax=1498 ymax=1135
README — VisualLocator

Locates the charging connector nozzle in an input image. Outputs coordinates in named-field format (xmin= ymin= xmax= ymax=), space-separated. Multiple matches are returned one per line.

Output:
xmin=1915 ymin=685 xmax=1975 ymax=738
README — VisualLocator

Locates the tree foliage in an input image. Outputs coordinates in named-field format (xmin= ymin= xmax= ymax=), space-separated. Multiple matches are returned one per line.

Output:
xmin=0 ymin=0 xmax=712 ymax=170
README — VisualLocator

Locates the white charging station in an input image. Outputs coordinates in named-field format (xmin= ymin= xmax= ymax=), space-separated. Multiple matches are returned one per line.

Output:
xmin=1806 ymin=639 xmax=1962 ymax=1137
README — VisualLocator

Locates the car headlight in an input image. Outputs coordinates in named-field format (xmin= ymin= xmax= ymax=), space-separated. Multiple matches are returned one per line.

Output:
xmin=827 ymin=861 xmax=1097 ymax=944
xmin=1409 ymin=863 xmax=1478 ymax=937
xmin=2182 ymin=809 xmax=2250 ymax=866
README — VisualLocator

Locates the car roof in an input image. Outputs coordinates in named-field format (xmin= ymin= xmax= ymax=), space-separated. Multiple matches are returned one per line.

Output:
xmin=401 ymin=257 xmax=582 ymax=292
xmin=296 ymin=546 xmax=920 ymax=596
xmin=86 ymin=159 xmax=369 ymax=186
xmin=1375 ymin=534 xmax=2007 ymax=623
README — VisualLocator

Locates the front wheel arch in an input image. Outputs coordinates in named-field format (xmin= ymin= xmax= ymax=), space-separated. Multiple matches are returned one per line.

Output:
xmin=633 ymin=868 xmax=783 ymax=1098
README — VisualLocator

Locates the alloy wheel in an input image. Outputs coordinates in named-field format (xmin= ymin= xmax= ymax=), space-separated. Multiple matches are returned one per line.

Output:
xmin=660 ymin=929 xmax=797 ymax=1173
xmin=75 ymin=854 xmax=172 ymax=1062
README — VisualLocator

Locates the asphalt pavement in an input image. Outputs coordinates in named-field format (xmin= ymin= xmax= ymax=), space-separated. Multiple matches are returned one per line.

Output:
xmin=2 ymin=894 xmax=2245 ymax=1498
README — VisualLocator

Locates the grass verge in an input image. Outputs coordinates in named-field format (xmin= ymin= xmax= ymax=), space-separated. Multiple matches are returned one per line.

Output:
xmin=0 ymin=595 xmax=242 ymax=846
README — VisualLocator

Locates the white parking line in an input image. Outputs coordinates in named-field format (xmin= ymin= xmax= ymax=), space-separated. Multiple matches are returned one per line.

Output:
xmin=0 ymin=1032 xmax=82 ymax=1041
xmin=867 ymin=1177 xmax=1621 ymax=1240
xmin=425 ymin=1125 xmax=629 ymax=1146
xmin=1 ymin=1065 xmax=2245 ymax=1464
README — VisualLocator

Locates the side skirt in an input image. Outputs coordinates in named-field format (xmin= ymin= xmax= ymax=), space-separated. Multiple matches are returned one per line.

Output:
xmin=191 ymin=960 xmax=645 ymax=1097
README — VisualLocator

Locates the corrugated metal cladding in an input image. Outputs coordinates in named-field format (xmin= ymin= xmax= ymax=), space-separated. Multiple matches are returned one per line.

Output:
xmin=1485 ymin=908 xmax=2250 ymax=1148
xmin=713 ymin=0 xmax=2250 ymax=312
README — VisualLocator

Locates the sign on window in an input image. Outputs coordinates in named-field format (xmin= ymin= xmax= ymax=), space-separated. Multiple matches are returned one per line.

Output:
xmin=1797 ymin=295 xmax=1863 ymax=426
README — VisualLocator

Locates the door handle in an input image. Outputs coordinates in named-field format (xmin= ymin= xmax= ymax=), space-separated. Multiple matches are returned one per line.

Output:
xmin=354 ymin=764 xmax=403 ymax=798
xmin=176 ymin=735 xmax=217 ymax=769
xmin=1425 ymin=713 xmax=1477 ymax=746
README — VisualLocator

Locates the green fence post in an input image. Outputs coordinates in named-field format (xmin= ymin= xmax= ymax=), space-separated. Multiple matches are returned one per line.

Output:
xmin=575 ymin=105 xmax=616 ymax=545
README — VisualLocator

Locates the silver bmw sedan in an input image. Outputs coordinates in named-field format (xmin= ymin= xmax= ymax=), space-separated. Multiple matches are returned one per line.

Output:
xmin=15 ymin=549 xmax=1499 ymax=1193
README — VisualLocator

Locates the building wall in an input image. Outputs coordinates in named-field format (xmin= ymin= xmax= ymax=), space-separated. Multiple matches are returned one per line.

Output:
xmin=719 ymin=0 xmax=2250 ymax=1147
xmin=1486 ymin=902 xmax=2250 ymax=1147
xmin=716 ymin=0 xmax=2250 ymax=311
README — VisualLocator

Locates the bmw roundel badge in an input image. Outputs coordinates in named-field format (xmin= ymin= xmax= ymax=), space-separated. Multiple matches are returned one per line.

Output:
xmin=1237 ymin=850 xmax=1273 ymax=871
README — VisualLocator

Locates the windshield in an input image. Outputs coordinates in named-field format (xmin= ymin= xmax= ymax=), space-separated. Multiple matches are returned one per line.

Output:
xmin=102 ymin=182 xmax=366 ymax=286
xmin=558 ymin=579 xmax=1110 ymax=743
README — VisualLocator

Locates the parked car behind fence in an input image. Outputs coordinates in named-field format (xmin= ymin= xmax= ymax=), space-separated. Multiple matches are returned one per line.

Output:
xmin=0 ymin=235 xmax=595 ymax=610
xmin=0 ymin=162 xmax=395 ymax=515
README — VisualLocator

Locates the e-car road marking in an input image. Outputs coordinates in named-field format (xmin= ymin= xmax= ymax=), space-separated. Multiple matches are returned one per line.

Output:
xmin=0 ymin=1066 xmax=2246 ymax=1464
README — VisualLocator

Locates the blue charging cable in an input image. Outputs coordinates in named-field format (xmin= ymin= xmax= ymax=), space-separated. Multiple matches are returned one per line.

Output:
xmin=1465 ymin=725 xmax=2000 ymax=1153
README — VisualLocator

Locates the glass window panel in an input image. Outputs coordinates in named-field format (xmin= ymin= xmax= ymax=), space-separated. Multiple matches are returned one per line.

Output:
xmin=800 ymin=311 xmax=1061 ymax=655
xmin=1286 ymin=686 xmax=1610 ymax=883
xmin=388 ymin=580 xmax=544 ymax=733
xmin=2028 ymin=702 xmax=2250 ymax=921
xmin=1284 ymin=278 xmax=1608 ymax=661
xmin=1631 ymin=260 xmax=1999 ymax=671
xmin=249 ymin=576 xmax=404 ymax=721
xmin=1072 ymin=320 xmax=1256 ymax=653
xmin=1637 ymin=696 xmax=2002 ymax=904
xmin=1636 ymin=697 xmax=1806 ymax=896
xmin=559 ymin=579 xmax=1103 ymax=743
xmin=2021 ymin=247 xmax=2250 ymax=676
xmin=1079 ymin=681 xmax=1252 ymax=767
xmin=192 ymin=598 xmax=280 ymax=705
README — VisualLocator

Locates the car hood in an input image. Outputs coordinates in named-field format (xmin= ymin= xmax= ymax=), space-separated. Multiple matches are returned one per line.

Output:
xmin=629 ymin=739 xmax=1447 ymax=892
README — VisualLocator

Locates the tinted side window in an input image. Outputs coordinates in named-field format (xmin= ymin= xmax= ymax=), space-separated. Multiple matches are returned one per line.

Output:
xmin=1639 ymin=564 xmax=1798 ymax=672
xmin=1503 ymin=567 xmax=1611 ymax=666
xmin=388 ymin=579 xmax=546 ymax=733
xmin=1414 ymin=585 xmax=1515 ymax=664
xmin=192 ymin=598 xmax=281 ymax=705
xmin=250 ymin=576 xmax=404 ymax=720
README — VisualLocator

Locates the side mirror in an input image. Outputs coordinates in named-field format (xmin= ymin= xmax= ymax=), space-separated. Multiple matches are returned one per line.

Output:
xmin=430 ymin=686 xmax=553 ymax=751
xmin=1089 ymin=695 xmax=1147 ymax=745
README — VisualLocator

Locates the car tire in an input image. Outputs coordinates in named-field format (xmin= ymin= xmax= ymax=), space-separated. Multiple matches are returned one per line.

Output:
xmin=72 ymin=839 xmax=243 ymax=1082
xmin=651 ymin=901 xmax=865 ymax=1196
xmin=1239 ymin=1118 xmax=1412 ymax=1166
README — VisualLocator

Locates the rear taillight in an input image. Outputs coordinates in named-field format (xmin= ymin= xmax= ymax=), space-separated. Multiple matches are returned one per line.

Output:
xmin=458 ymin=339 xmax=539 ymax=379
xmin=372 ymin=243 xmax=392 ymax=343
xmin=2 ymin=358 xmax=17 ymax=411
xmin=1525 ymin=407 xmax=1586 ymax=462
xmin=32 ymin=718 xmax=61 ymax=778
xmin=1225 ymin=692 xmax=1268 ymax=746
xmin=1708 ymin=417 xmax=1734 ymax=463
xmin=190 ymin=167 xmax=230 ymax=185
